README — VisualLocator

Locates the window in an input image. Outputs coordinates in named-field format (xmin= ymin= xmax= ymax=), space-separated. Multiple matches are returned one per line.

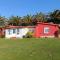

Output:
xmin=8 ymin=29 xmax=11 ymax=35
xmin=17 ymin=29 xmax=19 ymax=34
xmin=44 ymin=27 xmax=49 ymax=34
xmin=13 ymin=29 xmax=16 ymax=34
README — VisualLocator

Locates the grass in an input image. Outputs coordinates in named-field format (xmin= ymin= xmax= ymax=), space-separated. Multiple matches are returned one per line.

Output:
xmin=0 ymin=38 xmax=60 ymax=60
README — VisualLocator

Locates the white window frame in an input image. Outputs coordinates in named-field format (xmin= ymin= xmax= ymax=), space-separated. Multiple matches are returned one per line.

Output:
xmin=44 ymin=27 xmax=49 ymax=34
xmin=17 ymin=29 xmax=20 ymax=34
xmin=13 ymin=29 xmax=16 ymax=34
xmin=8 ymin=29 xmax=11 ymax=35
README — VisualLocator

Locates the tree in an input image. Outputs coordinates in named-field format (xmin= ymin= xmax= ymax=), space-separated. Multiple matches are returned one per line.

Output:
xmin=49 ymin=10 xmax=60 ymax=24
xmin=8 ymin=16 xmax=22 ymax=26
xmin=31 ymin=12 xmax=46 ymax=25
xmin=0 ymin=16 xmax=7 ymax=27
xmin=22 ymin=14 xmax=32 ymax=26
xmin=32 ymin=12 xmax=46 ymax=22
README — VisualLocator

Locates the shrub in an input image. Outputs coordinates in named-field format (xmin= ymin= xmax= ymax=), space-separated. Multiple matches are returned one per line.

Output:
xmin=25 ymin=31 xmax=33 ymax=38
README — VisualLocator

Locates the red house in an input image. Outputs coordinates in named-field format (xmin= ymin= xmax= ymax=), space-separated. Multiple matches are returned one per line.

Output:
xmin=34 ymin=22 xmax=58 ymax=38
xmin=0 ymin=27 xmax=5 ymax=37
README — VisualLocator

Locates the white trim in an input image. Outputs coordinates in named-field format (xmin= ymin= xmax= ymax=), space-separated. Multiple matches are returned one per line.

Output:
xmin=44 ymin=27 xmax=49 ymax=34
xmin=40 ymin=36 xmax=54 ymax=38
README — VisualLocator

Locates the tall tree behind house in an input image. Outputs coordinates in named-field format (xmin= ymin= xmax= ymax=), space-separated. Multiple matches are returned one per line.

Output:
xmin=48 ymin=10 xmax=60 ymax=24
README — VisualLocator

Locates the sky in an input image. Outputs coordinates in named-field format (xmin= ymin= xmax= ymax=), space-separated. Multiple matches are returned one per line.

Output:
xmin=0 ymin=0 xmax=60 ymax=17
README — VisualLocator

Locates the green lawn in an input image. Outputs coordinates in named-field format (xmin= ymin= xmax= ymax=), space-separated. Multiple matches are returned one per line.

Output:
xmin=0 ymin=38 xmax=60 ymax=60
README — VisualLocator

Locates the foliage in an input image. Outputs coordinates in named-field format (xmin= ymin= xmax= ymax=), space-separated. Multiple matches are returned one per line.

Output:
xmin=0 ymin=10 xmax=60 ymax=26
xmin=32 ymin=12 xmax=46 ymax=22
xmin=8 ymin=16 xmax=22 ymax=26
xmin=0 ymin=16 xmax=7 ymax=27
xmin=48 ymin=10 xmax=60 ymax=24
xmin=22 ymin=14 xmax=32 ymax=26
xmin=25 ymin=31 xmax=33 ymax=38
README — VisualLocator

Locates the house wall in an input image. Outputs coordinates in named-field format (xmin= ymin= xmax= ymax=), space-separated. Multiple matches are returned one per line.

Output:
xmin=5 ymin=28 xmax=29 ymax=38
xmin=34 ymin=24 xmax=58 ymax=38
xmin=0 ymin=28 xmax=5 ymax=37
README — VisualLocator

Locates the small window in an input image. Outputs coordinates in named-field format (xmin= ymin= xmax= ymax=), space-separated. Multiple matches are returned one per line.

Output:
xmin=44 ymin=27 xmax=49 ymax=34
xmin=13 ymin=29 xmax=16 ymax=34
xmin=17 ymin=29 xmax=19 ymax=34
xmin=8 ymin=29 xmax=11 ymax=35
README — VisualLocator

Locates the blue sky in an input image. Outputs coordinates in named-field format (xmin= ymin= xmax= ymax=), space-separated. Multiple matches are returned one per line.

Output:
xmin=0 ymin=0 xmax=60 ymax=17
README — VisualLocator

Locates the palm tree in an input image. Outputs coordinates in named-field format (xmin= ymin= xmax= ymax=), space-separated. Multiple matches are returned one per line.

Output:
xmin=32 ymin=12 xmax=46 ymax=22
xmin=49 ymin=10 xmax=60 ymax=24
xmin=0 ymin=16 xmax=7 ymax=27
xmin=8 ymin=16 xmax=22 ymax=26
xmin=22 ymin=14 xmax=32 ymax=26
xmin=31 ymin=12 xmax=46 ymax=25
